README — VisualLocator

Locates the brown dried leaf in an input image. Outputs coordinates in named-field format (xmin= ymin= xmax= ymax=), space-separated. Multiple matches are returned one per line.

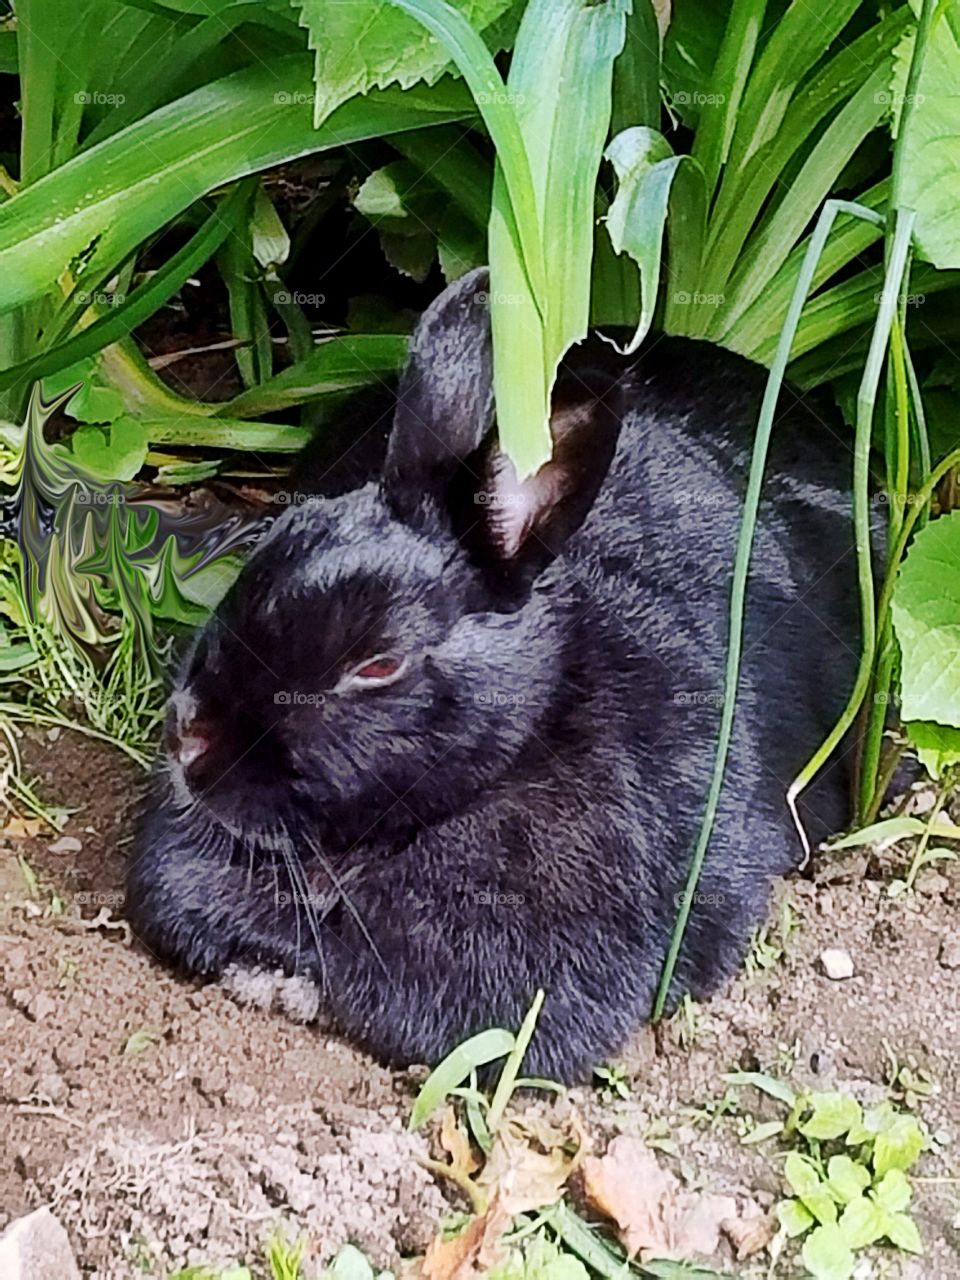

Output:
xmin=721 ymin=1210 xmax=777 ymax=1261
xmin=3 ymin=816 xmax=45 ymax=840
xmin=581 ymin=1134 xmax=735 ymax=1262
xmin=440 ymin=1106 xmax=481 ymax=1177
xmin=477 ymin=1118 xmax=576 ymax=1215
xmin=421 ymin=1199 xmax=511 ymax=1280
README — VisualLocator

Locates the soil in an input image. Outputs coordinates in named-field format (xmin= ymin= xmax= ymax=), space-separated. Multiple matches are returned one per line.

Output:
xmin=1 ymin=728 xmax=958 ymax=1279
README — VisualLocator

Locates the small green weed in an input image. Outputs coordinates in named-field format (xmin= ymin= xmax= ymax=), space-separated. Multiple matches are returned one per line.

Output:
xmin=725 ymin=1073 xmax=927 ymax=1280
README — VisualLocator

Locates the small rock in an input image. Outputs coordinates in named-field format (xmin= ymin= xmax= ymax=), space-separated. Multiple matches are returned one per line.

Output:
xmin=224 ymin=1083 xmax=258 ymax=1109
xmin=47 ymin=836 xmax=82 ymax=855
xmin=53 ymin=1042 xmax=86 ymax=1072
xmin=0 ymin=1208 xmax=80 ymax=1280
xmin=820 ymin=948 xmax=854 ymax=980
xmin=939 ymin=934 xmax=960 ymax=970
xmin=28 ymin=992 xmax=57 ymax=1022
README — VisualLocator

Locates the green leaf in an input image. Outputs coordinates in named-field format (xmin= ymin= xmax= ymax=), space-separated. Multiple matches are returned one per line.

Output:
xmin=68 ymin=417 xmax=150 ymax=483
xmin=894 ymin=5 xmax=960 ymax=267
xmin=721 ymin=1070 xmax=797 ymax=1107
xmin=909 ymin=721 xmax=960 ymax=778
xmin=408 ymin=1027 xmax=515 ymax=1131
xmin=892 ymin=510 xmax=960 ymax=727
xmin=604 ymin=127 xmax=705 ymax=352
xmin=43 ymin=358 xmax=126 ymax=425
xmin=827 ymin=816 xmax=927 ymax=848
xmin=784 ymin=1152 xmax=838 ymax=1225
xmin=837 ymin=1195 xmax=886 ymax=1250
xmin=220 ymin=334 xmax=408 ymax=418
xmin=777 ymin=1197 xmax=814 ymax=1238
xmin=801 ymin=1223 xmax=855 ymax=1280
xmin=874 ymin=1168 xmax=913 ymax=1214
xmin=827 ymin=1155 xmax=871 ymax=1205
xmin=250 ymin=184 xmax=290 ymax=271
xmin=883 ymin=1211 xmax=923 ymax=1254
xmin=0 ymin=58 xmax=473 ymax=316
xmin=798 ymin=1092 xmax=863 ymax=1142
xmin=873 ymin=1114 xmax=926 ymax=1176
xmin=324 ymin=1244 xmax=378 ymax=1280
xmin=740 ymin=1119 xmax=784 ymax=1145
xmin=487 ymin=0 xmax=629 ymax=477
xmin=293 ymin=0 xmax=513 ymax=127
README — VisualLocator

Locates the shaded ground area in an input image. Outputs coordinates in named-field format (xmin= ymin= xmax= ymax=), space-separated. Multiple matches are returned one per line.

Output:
xmin=1 ymin=729 xmax=958 ymax=1278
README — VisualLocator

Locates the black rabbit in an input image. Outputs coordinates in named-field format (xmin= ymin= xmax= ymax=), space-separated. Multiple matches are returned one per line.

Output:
xmin=127 ymin=268 xmax=858 ymax=1081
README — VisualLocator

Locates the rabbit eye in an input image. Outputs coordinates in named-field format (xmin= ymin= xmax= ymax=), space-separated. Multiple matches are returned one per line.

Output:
xmin=340 ymin=654 xmax=408 ymax=691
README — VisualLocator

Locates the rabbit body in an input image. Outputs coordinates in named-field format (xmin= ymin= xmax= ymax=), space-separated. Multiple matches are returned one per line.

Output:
xmin=128 ymin=271 xmax=856 ymax=1080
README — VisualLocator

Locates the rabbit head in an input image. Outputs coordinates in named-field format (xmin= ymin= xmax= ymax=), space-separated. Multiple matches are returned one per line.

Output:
xmin=164 ymin=269 xmax=623 ymax=845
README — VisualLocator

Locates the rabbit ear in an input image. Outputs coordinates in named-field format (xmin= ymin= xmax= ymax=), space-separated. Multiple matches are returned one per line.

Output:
xmin=382 ymin=267 xmax=494 ymax=525
xmin=451 ymin=359 xmax=623 ymax=589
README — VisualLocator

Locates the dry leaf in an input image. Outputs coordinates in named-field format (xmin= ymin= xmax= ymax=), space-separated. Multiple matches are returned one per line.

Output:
xmin=721 ymin=1209 xmax=776 ymax=1261
xmin=581 ymin=1134 xmax=735 ymax=1262
xmin=3 ymin=816 xmax=45 ymax=840
xmin=476 ymin=1112 xmax=583 ymax=1216
xmin=440 ymin=1106 xmax=481 ymax=1177
xmin=421 ymin=1213 xmax=489 ymax=1280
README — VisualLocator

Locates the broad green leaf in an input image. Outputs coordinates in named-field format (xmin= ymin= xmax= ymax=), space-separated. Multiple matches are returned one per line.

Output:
xmin=798 ymin=1092 xmax=863 ymax=1142
xmin=408 ymin=1027 xmax=515 ymax=1130
xmin=721 ymin=1070 xmax=797 ymax=1107
xmin=487 ymin=0 xmax=628 ymax=477
xmin=891 ymin=510 xmax=960 ymax=727
xmin=42 ymin=358 xmax=125 ymax=425
xmin=784 ymin=1152 xmax=838 ymax=1225
xmin=894 ymin=4 xmax=960 ymax=267
xmin=777 ymin=1197 xmax=814 ymax=1238
xmin=68 ymin=418 xmax=150 ymax=482
xmin=873 ymin=1114 xmax=926 ymax=1176
xmin=801 ymin=1223 xmax=854 ymax=1280
xmin=908 ymin=721 xmax=960 ymax=779
xmin=293 ymin=0 xmax=513 ymax=127
xmin=827 ymin=1155 xmax=871 ymax=1205
xmin=837 ymin=1195 xmax=885 ymax=1249
xmin=142 ymin=419 xmax=311 ymax=452
xmin=604 ymin=127 xmax=705 ymax=352
xmin=874 ymin=1168 xmax=912 ymax=1213
xmin=883 ymin=1212 xmax=923 ymax=1253
xmin=0 ymin=58 xmax=473 ymax=315
xmin=324 ymin=1244 xmax=378 ymax=1280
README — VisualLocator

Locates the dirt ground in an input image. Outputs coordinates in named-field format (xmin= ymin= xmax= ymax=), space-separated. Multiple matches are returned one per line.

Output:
xmin=1 ymin=728 xmax=958 ymax=1279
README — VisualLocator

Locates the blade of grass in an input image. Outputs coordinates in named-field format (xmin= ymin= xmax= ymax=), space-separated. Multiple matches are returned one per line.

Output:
xmin=787 ymin=209 xmax=915 ymax=847
xmin=653 ymin=198 xmax=878 ymax=1019
xmin=408 ymin=1028 xmax=515 ymax=1131
xmin=486 ymin=988 xmax=545 ymax=1132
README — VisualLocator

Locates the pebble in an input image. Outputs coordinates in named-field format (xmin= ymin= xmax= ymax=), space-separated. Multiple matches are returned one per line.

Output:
xmin=47 ymin=836 xmax=82 ymax=855
xmin=0 ymin=1208 xmax=80 ymax=1280
xmin=938 ymin=933 xmax=960 ymax=970
xmin=819 ymin=948 xmax=855 ymax=980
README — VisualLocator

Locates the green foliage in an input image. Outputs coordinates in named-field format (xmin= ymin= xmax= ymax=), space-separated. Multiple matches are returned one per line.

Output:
xmin=727 ymin=1075 xmax=928 ymax=1280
